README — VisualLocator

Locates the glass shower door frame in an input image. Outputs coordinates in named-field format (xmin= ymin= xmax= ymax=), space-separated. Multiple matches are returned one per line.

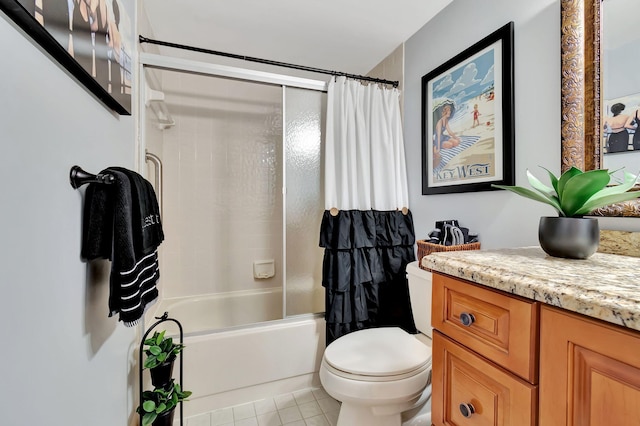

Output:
xmin=138 ymin=53 xmax=327 ymax=322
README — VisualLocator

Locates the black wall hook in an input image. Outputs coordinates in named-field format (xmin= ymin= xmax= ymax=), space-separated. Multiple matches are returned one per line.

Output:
xmin=69 ymin=166 xmax=115 ymax=189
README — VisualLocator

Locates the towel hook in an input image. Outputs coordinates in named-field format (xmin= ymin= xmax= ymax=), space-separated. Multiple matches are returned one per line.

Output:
xmin=69 ymin=165 xmax=115 ymax=189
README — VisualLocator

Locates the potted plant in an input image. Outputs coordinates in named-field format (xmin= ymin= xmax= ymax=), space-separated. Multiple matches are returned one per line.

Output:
xmin=137 ymin=380 xmax=192 ymax=426
xmin=493 ymin=167 xmax=640 ymax=259
xmin=143 ymin=330 xmax=185 ymax=388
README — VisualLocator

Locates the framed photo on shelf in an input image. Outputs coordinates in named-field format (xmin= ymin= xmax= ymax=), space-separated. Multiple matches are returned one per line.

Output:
xmin=422 ymin=22 xmax=515 ymax=195
xmin=0 ymin=0 xmax=133 ymax=114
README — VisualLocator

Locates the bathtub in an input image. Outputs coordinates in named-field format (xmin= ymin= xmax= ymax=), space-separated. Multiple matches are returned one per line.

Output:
xmin=151 ymin=287 xmax=285 ymax=335
xmin=146 ymin=288 xmax=326 ymax=417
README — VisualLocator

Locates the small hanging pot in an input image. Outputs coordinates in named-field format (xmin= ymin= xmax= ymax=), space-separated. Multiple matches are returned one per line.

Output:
xmin=538 ymin=216 xmax=599 ymax=259
xmin=152 ymin=407 xmax=176 ymax=426
xmin=150 ymin=355 xmax=176 ymax=389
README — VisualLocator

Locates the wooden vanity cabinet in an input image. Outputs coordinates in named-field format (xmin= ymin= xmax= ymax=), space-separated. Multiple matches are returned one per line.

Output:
xmin=539 ymin=305 xmax=640 ymax=425
xmin=431 ymin=273 xmax=539 ymax=425
xmin=431 ymin=271 xmax=640 ymax=426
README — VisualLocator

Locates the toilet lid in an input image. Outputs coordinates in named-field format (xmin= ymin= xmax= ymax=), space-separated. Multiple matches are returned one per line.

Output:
xmin=324 ymin=327 xmax=432 ymax=377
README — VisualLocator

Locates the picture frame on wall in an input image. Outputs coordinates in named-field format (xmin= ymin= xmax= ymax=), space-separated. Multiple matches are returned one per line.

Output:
xmin=0 ymin=0 xmax=133 ymax=114
xmin=422 ymin=21 xmax=515 ymax=195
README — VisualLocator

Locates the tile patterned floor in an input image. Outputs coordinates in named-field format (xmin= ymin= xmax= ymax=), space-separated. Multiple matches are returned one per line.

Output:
xmin=182 ymin=388 xmax=341 ymax=426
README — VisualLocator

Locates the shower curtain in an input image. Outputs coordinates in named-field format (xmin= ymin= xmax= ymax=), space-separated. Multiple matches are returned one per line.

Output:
xmin=320 ymin=76 xmax=417 ymax=345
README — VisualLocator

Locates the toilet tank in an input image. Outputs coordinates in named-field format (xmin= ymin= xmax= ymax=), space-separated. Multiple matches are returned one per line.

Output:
xmin=406 ymin=260 xmax=433 ymax=338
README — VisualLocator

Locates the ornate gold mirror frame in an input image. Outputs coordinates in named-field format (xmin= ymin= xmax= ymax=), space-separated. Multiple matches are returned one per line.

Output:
xmin=561 ymin=0 xmax=640 ymax=216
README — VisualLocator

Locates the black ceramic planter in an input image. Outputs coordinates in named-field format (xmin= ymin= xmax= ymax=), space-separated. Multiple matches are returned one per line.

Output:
xmin=152 ymin=408 xmax=175 ymax=426
xmin=150 ymin=356 xmax=176 ymax=389
xmin=538 ymin=216 xmax=599 ymax=259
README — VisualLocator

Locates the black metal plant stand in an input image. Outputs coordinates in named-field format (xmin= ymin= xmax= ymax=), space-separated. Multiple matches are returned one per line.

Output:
xmin=139 ymin=312 xmax=184 ymax=426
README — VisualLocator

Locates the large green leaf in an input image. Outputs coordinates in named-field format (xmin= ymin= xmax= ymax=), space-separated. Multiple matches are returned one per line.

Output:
xmin=540 ymin=166 xmax=560 ymax=194
xmin=142 ymin=412 xmax=157 ymax=426
xmin=556 ymin=166 xmax=583 ymax=199
xmin=174 ymin=383 xmax=192 ymax=400
xmin=160 ymin=337 xmax=172 ymax=349
xmin=559 ymin=169 xmax=610 ymax=217
xmin=142 ymin=400 xmax=156 ymax=413
xmin=585 ymin=171 xmax=638 ymax=200
xmin=143 ymin=356 xmax=158 ymax=369
xmin=492 ymin=184 xmax=562 ymax=215
xmin=619 ymin=170 xmax=638 ymax=186
xmin=155 ymin=331 xmax=165 ymax=346
xmin=526 ymin=169 xmax=556 ymax=198
xmin=149 ymin=345 xmax=162 ymax=356
xmin=575 ymin=190 xmax=640 ymax=215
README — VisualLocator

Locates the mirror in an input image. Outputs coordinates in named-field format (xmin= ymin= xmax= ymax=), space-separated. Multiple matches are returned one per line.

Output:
xmin=601 ymin=1 xmax=640 ymax=169
xmin=561 ymin=0 xmax=640 ymax=216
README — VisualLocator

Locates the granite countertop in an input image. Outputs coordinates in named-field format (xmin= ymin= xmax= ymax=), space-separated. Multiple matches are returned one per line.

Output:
xmin=421 ymin=247 xmax=640 ymax=332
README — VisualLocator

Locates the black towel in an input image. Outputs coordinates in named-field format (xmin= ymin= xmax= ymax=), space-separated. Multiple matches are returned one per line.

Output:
xmin=82 ymin=167 xmax=164 ymax=326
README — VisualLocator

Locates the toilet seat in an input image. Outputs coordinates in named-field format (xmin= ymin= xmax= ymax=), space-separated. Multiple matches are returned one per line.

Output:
xmin=323 ymin=327 xmax=432 ymax=382
xmin=322 ymin=357 xmax=431 ymax=382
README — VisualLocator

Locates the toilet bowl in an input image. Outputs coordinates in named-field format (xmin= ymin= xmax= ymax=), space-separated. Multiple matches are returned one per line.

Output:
xmin=401 ymin=384 xmax=432 ymax=426
xmin=319 ymin=327 xmax=432 ymax=426
xmin=319 ymin=261 xmax=433 ymax=426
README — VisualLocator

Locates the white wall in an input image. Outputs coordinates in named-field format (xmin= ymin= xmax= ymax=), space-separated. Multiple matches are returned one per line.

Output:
xmin=405 ymin=0 xmax=640 ymax=245
xmin=406 ymin=0 xmax=625 ymax=248
xmin=0 ymin=13 xmax=139 ymax=426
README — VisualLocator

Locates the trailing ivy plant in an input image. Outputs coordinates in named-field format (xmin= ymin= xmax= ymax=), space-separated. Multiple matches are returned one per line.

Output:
xmin=492 ymin=167 xmax=640 ymax=217
xmin=143 ymin=330 xmax=185 ymax=369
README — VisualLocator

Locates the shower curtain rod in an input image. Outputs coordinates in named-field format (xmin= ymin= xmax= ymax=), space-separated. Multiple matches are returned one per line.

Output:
xmin=138 ymin=36 xmax=399 ymax=88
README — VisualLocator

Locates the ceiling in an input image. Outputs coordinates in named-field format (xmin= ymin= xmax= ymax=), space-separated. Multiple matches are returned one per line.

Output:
xmin=140 ymin=0 xmax=453 ymax=80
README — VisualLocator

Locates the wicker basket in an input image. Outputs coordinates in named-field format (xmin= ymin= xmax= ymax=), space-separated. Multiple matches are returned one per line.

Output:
xmin=416 ymin=240 xmax=481 ymax=270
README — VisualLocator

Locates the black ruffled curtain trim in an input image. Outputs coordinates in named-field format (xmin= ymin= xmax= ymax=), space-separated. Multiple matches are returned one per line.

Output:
xmin=319 ymin=210 xmax=417 ymax=345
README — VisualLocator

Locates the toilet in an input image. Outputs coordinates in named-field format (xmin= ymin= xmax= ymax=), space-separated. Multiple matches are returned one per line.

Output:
xmin=319 ymin=260 xmax=433 ymax=426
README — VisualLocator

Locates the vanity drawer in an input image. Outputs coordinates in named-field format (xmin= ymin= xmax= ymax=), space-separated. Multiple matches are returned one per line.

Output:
xmin=432 ymin=273 xmax=539 ymax=383
xmin=432 ymin=331 xmax=537 ymax=426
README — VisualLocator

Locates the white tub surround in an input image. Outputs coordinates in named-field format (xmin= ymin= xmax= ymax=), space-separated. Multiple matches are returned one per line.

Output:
xmin=422 ymin=246 xmax=640 ymax=331
xmin=178 ymin=316 xmax=325 ymax=417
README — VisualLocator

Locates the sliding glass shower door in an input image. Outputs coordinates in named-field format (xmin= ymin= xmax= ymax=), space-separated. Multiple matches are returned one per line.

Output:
xmin=140 ymin=57 xmax=326 ymax=333
xmin=284 ymin=87 xmax=326 ymax=317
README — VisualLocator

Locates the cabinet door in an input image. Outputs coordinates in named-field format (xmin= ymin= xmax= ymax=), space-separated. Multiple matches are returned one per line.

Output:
xmin=540 ymin=305 xmax=640 ymax=425
xmin=432 ymin=331 xmax=537 ymax=426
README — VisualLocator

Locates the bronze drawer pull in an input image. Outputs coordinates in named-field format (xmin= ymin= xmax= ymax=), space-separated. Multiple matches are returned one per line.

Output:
xmin=459 ymin=402 xmax=475 ymax=418
xmin=460 ymin=312 xmax=475 ymax=327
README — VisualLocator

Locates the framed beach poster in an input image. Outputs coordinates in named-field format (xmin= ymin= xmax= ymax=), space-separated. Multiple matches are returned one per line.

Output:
xmin=422 ymin=22 xmax=515 ymax=194
xmin=0 ymin=0 xmax=133 ymax=114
